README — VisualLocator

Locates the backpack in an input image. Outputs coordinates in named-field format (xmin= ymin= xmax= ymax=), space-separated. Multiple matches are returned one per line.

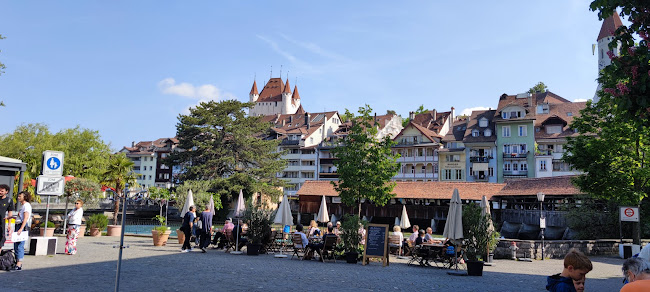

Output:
xmin=0 ymin=249 xmax=16 ymax=271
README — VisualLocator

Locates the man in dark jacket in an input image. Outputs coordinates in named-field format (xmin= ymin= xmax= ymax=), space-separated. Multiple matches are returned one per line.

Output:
xmin=199 ymin=206 xmax=213 ymax=253
xmin=0 ymin=184 xmax=14 ymax=247
xmin=180 ymin=206 xmax=194 ymax=252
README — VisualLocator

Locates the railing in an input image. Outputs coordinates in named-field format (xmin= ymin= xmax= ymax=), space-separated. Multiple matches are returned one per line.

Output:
xmin=469 ymin=156 xmax=492 ymax=163
xmin=536 ymin=150 xmax=553 ymax=156
xmin=473 ymin=175 xmax=489 ymax=181
xmin=503 ymin=170 xmax=528 ymax=176
xmin=319 ymin=141 xmax=345 ymax=148
xmin=503 ymin=151 xmax=529 ymax=159
xmin=499 ymin=209 xmax=567 ymax=227
xmin=280 ymin=139 xmax=300 ymax=145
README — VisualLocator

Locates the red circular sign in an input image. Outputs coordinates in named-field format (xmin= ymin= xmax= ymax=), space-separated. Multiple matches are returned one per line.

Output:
xmin=625 ymin=208 xmax=635 ymax=217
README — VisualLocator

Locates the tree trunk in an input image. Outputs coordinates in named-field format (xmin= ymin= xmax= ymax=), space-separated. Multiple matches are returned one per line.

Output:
xmin=113 ymin=193 xmax=121 ymax=225
xmin=357 ymin=200 xmax=361 ymax=218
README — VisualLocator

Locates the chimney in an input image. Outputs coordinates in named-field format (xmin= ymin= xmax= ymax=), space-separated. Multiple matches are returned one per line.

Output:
xmin=450 ymin=107 xmax=455 ymax=132
xmin=528 ymin=93 xmax=533 ymax=108
xmin=432 ymin=109 xmax=437 ymax=121
xmin=289 ymin=115 xmax=293 ymax=124
xmin=131 ymin=141 xmax=135 ymax=147
xmin=409 ymin=111 xmax=415 ymax=120
xmin=374 ymin=113 xmax=377 ymax=124
xmin=305 ymin=113 xmax=310 ymax=129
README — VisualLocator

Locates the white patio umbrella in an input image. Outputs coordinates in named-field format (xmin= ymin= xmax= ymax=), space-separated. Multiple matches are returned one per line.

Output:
xmin=207 ymin=195 xmax=216 ymax=216
xmin=443 ymin=188 xmax=464 ymax=273
xmin=316 ymin=195 xmax=329 ymax=223
xmin=180 ymin=189 xmax=194 ymax=218
xmin=399 ymin=205 xmax=411 ymax=230
xmin=480 ymin=196 xmax=494 ymax=232
xmin=273 ymin=194 xmax=293 ymax=258
xmin=232 ymin=189 xmax=246 ymax=255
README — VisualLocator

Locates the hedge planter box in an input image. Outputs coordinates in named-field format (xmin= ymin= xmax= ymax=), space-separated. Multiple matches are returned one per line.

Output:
xmin=177 ymin=229 xmax=185 ymax=244
xmin=78 ymin=225 xmax=86 ymax=238
xmin=107 ymin=225 xmax=122 ymax=236
xmin=466 ymin=260 xmax=484 ymax=276
xmin=247 ymin=243 xmax=261 ymax=255
xmin=90 ymin=227 xmax=102 ymax=237
xmin=40 ymin=228 xmax=55 ymax=237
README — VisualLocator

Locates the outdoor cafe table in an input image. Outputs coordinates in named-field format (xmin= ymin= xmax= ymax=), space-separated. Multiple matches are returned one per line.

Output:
xmin=409 ymin=243 xmax=451 ymax=268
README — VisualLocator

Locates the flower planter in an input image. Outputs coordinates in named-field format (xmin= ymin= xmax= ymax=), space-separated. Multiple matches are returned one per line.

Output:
xmin=176 ymin=229 xmax=184 ymax=244
xmin=90 ymin=227 xmax=101 ymax=237
xmin=40 ymin=228 xmax=55 ymax=237
xmin=152 ymin=229 xmax=172 ymax=246
xmin=466 ymin=260 xmax=484 ymax=276
xmin=247 ymin=243 xmax=261 ymax=255
xmin=107 ymin=225 xmax=122 ymax=236
xmin=346 ymin=251 xmax=358 ymax=264
xmin=78 ymin=225 xmax=86 ymax=238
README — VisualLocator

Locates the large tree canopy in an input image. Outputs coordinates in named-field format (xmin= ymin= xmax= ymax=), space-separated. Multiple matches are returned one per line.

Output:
xmin=332 ymin=105 xmax=400 ymax=216
xmin=169 ymin=100 xmax=286 ymax=199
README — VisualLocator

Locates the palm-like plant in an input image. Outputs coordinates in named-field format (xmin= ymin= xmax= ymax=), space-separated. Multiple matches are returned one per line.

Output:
xmin=102 ymin=153 xmax=136 ymax=225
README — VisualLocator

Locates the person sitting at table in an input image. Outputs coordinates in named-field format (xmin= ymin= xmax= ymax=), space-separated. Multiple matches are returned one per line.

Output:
xmin=305 ymin=225 xmax=337 ymax=260
xmin=415 ymin=229 xmax=427 ymax=245
xmin=407 ymin=225 xmax=419 ymax=245
xmin=212 ymin=218 xmax=234 ymax=248
xmin=424 ymin=227 xmax=442 ymax=244
xmin=392 ymin=225 xmax=404 ymax=244
xmin=333 ymin=221 xmax=341 ymax=236
xmin=308 ymin=220 xmax=321 ymax=237
xmin=294 ymin=224 xmax=309 ymax=249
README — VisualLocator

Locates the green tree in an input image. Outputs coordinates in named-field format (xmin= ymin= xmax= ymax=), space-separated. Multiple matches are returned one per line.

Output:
xmin=527 ymin=81 xmax=547 ymax=94
xmin=169 ymin=99 xmax=286 ymax=200
xmin=148 ymin=186 xmax=171 ymax=218
xmin=331 ymin=105 xmax=400 ymax=217
xmin=102 ymin=153 xmax=136 ymax=225
xmin=175 ymin=180 xmax=221 ymax=213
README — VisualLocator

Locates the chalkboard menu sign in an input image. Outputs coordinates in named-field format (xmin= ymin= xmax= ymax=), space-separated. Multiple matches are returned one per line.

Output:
xmin=363 ymin=224 xmax=389 ymax=267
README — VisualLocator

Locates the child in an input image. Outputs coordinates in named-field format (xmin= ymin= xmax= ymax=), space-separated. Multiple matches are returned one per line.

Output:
xmin=573 ymin=276 xmax=585 ymax=292
xmin=546 ymin=249 xmax=593 ymax=292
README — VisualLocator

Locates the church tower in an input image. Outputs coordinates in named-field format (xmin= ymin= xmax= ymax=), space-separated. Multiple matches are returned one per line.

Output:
xmin=281 ymin=78 xmax=292 ymax=114
xmin=594 ymin=12 xmax=623 ymax=104
xmin=249 ymin=80 xmax=259 ymax=103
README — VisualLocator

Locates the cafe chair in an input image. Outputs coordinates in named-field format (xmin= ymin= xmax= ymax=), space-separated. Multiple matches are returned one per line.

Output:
xmin=291 ymin=233 xmax=307 ymax=260
xmin=317 ymin=236 xmax=338 ymax=263
xmin=388 ymin=235 xmax=402 ymax=256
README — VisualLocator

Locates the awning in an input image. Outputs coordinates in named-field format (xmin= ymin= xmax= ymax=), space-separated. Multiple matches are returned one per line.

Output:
xmin=473 ymin=163 xmax=488 ymax=171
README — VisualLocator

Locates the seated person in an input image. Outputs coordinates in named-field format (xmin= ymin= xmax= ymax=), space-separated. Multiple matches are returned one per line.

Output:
xmin=308 ymin=220 xmax=321 ymax=237
xmin=212 ymin=218 xmax=235 ymax=248
xmin=305 ymin=225 xmax=337 ymax=260
xmin=358 ymin=223 xmax=366 ymax=244
xmin=392 ymin=225 xmax=404 ymax=244
xmin=294 ymin=224 xmax=309 ymax=249
xmin=414 ymin=229 xmax=427 ymax=245
xmin=407 ymin=225 xmax=419 ymax=246
xmin=424 ymin=227 xmax=442 ymax=244
xmin=333 ymin=221 xmax=341 ymax=236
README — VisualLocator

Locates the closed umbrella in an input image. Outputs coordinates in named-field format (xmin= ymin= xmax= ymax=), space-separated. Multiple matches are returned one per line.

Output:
xmin=399 ymin=205 xmax=411 ymax=230
xmin=180 ymin=189 xmax=194 ymax=218
xmin=273 ymin=194 xmax=293 ymax=258
xmin=443 ymin=188 xmax=464 ymax=273
xmin=480 ymin=195 xmax=494 ymax=264
xmin=316 ymin=196 xmax=329 ymax=223
xmin=208 ymin=195 xmax=216 ymax=216
xmin=232 ymin=190 xmax=246 ymax=255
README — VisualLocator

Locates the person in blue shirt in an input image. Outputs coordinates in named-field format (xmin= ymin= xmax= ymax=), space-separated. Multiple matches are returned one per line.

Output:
xmin=180 ymin=206 xmax=195 ymax=252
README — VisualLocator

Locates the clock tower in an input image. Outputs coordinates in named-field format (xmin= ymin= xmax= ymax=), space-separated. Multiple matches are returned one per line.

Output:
xmin=594 ymin=12 xmax=623 ymax=104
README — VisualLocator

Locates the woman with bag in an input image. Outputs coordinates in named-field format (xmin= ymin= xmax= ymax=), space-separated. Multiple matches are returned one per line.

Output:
xmin=14 ymin=191 xmax=32 ymax=271
xmin=65 ymin=200 xmax=84 ymax=255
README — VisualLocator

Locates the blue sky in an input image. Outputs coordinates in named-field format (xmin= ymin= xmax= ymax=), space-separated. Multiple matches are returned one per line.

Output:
xmin=1 ymin=1 xmax=607 ymax=150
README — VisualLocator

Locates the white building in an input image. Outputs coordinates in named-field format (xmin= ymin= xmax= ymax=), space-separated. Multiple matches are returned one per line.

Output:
xmin=249 ymin=77 xmax=302 ymax=116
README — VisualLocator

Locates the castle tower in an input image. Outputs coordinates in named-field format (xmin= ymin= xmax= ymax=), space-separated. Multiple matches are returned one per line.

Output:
xmin=249 ymin=80 xmax=259 ymax=103
xmin=282 ymin=78 xmax=292 ymax=114
xmin=594 ymin=12 xmax=623 ymax=104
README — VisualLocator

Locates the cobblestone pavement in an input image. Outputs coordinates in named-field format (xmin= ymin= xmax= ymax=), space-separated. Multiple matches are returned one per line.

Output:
xmin=0 ymin=235 xmax=626 ymax=291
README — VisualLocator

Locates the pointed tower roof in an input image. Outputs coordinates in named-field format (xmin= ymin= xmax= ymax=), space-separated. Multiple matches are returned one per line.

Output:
xmin=295 ymin=104 xmax=305 ymax=114
xmin=282 ymin=79 xmax=291 ymax=93
xmin=250 ymin=80 xmax=259 ymax=95
xmin=597 ymin=12 xmax=623 ymax=41
xmin=292 ymin=85 xmax=301 ymax=100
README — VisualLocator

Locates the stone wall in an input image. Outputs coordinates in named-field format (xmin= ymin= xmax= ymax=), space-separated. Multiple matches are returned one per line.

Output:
xmin=494 ymin=239 xmax=650 ymax=259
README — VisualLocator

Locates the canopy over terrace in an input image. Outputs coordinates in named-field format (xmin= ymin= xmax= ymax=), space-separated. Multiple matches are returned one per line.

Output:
xmin=491 ymin=175 xmax=584 ymax=228
xmin=296 ymin=181 xmax=505 ymax=229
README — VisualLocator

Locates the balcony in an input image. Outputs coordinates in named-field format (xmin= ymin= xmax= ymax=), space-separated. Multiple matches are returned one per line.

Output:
xmin=280 ymin=139 xmax=300 ymax=146
xmin=393 ymin=173 xmax=436 ymax=179
xmin=535 ymin=150 xmax=553 ymax=156
xmin=319 ymin=172 xmax=339 ymax=179
xmin=396 ymin=156 xmax=437 ymax=163
xmin=469 ymin=156 xmax=492 ymax=163
xmin=503 ymin=170 xmax=528 ymax=177
xmin=503 ymin=151 xmax=529 ymax=159
xmin=319 ymin=141 xmax=345 ymax=148
xmin=473 ymin=174 xmax=489 ymax=182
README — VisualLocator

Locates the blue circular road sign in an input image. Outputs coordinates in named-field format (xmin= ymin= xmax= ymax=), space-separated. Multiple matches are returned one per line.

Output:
xmin=46 ymin=157 xmax=61 ymax=170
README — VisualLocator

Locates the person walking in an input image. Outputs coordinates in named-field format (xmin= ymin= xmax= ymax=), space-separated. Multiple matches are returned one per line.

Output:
xmin=199 ymin=206 xmax=213 ymax=253
xmin=0 ymin=184 xmax=14 ymax=247
xmin=65 ymin=200 xmax=84 ymax=255
xmin=13 ymin=191 xmax=32 ymax=270
xmin=180 ymin=206 xmax=195 ymax=252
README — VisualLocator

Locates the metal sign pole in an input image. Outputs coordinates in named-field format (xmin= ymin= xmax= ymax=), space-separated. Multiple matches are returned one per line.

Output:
xmin=43 ymin=196 xmax=50 ymax=237
xmin=115 ymin=184 xmax=128 ymax=292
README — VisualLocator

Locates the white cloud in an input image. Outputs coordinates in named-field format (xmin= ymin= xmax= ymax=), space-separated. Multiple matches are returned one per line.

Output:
xmin=459 ymin=106 xmax=492 ymax=117
xmin=573 ymin=98 xmax=588 ymax=102
xmin=158 ymin=78 xmax=237 ymax=114
xmin=158 ymin=78 xmax=221 ymax=100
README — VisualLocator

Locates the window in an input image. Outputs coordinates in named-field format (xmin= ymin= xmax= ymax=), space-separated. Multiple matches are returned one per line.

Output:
xmin=488 ymin=167 xmax=494 ymax=177
xmin=469 ymin=167 xmax=473 ymax=175
xmin=512 ymin=163 xmax=518 ymax=171
xmin=520 ymin=144 xmax=527 ymax=153
xmin=484 ymin=129 xmax=492 ymax=137
xmin=446 ymin=155 xmax=460 ymax=162
xmin=546 ymin=125 xmax=562 ymax=134
xmin=501 ymin=111 xmax=508 ymax=119
xmin=503 ymin=145 xmax=511 ymax=154
xmin=302 ymin=172 xmax=314 ymax=178
xmin=567 ymin=112 xmax=573 ymax=116
xmin=160 ymin=164 xmax=169 ymax=170
xmin=518 ymin=125 xmax=527 ymax=137
xmin=301 ymin=160 xmax=314 ymax=166
xmin=288 ymin=160 xmax=299 ymax=166
xmin=161 ymin=153 xmax=167 ymax=158
xmin=472 ymin=130 xmax=479 ymax=137
xmin=521 ymin=163 xmax=528 ymax=171
xmin=540 ymin=161 xmax=547 ymax=171
xmin=149 ymin=175 xmax=152 ymax=180
xmin=504 ymin=163 xmax=511 ymax=171
xmin=134 ymin=166 xmax=140 ymax=170
xmin=502 ymin=126 xmax=511 ymax=137
xmin=455 ymin=169 xmax=463 ymax=180
xmin=444 ymin=169 xmax=452 ymax=180
xmin=479 ymin=118 xmax=488 ymax=128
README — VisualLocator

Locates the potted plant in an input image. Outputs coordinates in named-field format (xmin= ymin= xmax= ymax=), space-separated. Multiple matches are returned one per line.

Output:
xmin=87 ymin=214 xmax=108 ymax=237
xmin=462 ymin=202 xmax=500 ymax=276
xmin=39 ymin=221 xmax=56 ymax=237
xmin=242 ymin=202 xmax=274 ymax=255
xmin=340 ymin=214 xmax=362 ymax=263
xmin=152 ymin=215 xmax=171 ymax=246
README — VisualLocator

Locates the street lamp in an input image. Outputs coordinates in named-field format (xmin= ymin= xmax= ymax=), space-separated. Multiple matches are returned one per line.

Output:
xmin=537 ymin=192 xmax=545 ymax=260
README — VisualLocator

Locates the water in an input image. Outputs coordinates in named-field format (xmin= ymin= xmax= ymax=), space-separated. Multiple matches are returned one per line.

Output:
xmin=124 ymin=224 xmax=181 ymax=237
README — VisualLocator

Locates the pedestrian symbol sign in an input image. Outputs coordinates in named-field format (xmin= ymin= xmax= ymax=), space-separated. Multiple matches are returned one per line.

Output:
xmin=42 ymin=150 xmax=64 ymax=176
xmin=47 ymin=157 xmax=61 ymax=170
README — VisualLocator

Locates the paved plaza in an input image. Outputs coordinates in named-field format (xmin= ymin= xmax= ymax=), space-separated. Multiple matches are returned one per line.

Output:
xmin=1 ymin=235 xmax=627 ymax=291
